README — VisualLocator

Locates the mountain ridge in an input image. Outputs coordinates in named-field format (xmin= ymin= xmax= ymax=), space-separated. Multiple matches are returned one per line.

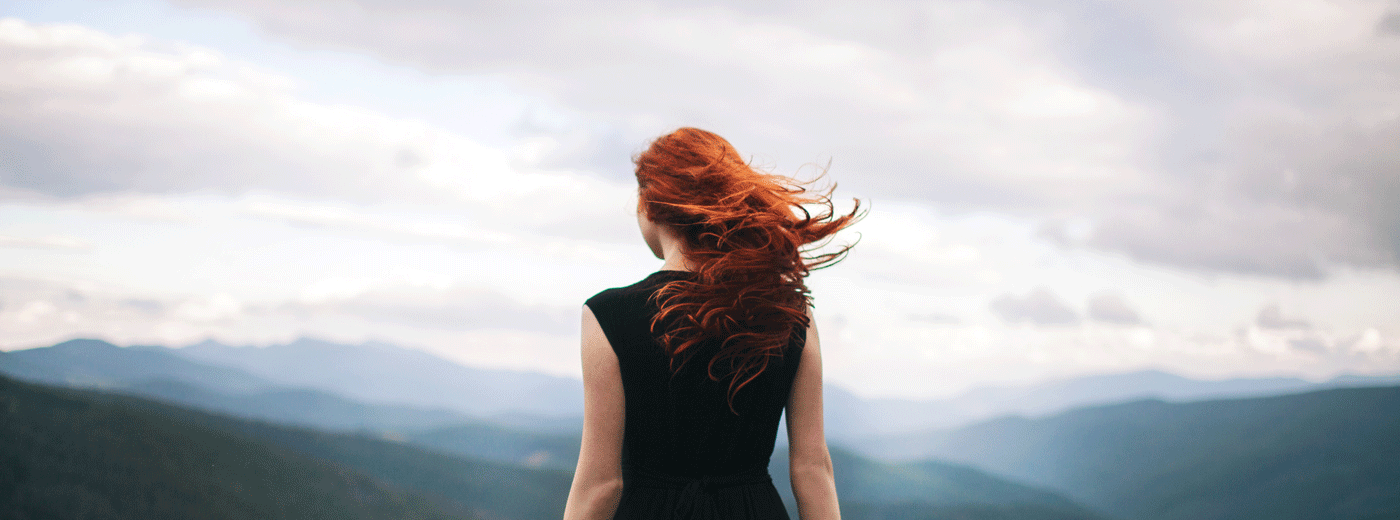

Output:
xmin=169 ymin=337 xmax=583 ymax=418
xmin=2 ymin=338 xmax=276 ymax=394
xmin=863 ymin=385 xmax=1400 ymax=520
xmin=10 ymin=336 xmax=1400 ymax=440
xmin=0 ymin=372 xmax=479 ymax=520
xmin=825 ymin=368 xmax=1400 ymax=437
xmin=2 ymin=371 xmax=1108 ymax=520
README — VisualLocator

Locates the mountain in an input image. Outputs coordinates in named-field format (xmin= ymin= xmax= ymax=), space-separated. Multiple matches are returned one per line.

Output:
xmin=405 ymin=422 xmax=582 ymax=470
xmin=124 ymin=377 xmax=589 ymax=471
xmin=120 ymin=378 xmax=474 ymax=432
xmin=0 ymin=338 xmax=502 ymax=434
xmin=26 ymin=337 xmax=1400 ymax=519
xmin=386 ymin=425 xmax=1107 ymax=519
xmin=0 ymin=338 xmax=592 ymax=471
xmin=16 ymin=337 xmax=1400 ymax=440
xmin=768 ymin=447 xmax=1107 ymax=520
xmin=160 ymin=337 xmax=1400 ymax=437
xmin=173 ymin=403 xmax=574 ymax=520
xmin=1 ymin=372 xmax=575 ymax=520
xmin=3 ymin=370 xmax=1108 ymax=520
xmin=868 ymin=386 xmax=1400 ymax=520
xmin=0 ymin=338 xmax=275 ymax=394
xmin=0 ymin=338 xmax=585 ymax=471
xmin=0 ymin=372 xmax=475 ymax=520
xmin=169 ymin=338 xmax=583 ymax=418
xmin=823 ymin=369 xmax=1400 ymax=438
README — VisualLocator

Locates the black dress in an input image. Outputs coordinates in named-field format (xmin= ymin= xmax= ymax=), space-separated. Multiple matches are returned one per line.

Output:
xmin=585 ymin=271 xmax=804 ymax=520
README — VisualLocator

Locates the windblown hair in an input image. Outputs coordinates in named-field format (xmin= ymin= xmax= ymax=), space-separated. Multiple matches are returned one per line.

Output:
xmin=635 ymin=127 xmax=862 ymax=410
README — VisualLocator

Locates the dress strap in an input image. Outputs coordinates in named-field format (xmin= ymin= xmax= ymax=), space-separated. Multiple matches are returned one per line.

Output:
xmin=623 ymin=464 xmax=772 ymax=519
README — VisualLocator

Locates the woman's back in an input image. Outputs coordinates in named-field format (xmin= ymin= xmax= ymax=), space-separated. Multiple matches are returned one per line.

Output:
xmin=586 ymin=270 xmax=801 ymax=518
xmin=586 ymin=270 xmax=804 ymax=477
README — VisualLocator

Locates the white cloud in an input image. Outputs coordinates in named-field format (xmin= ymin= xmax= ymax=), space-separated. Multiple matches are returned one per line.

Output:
xmin=157 ymin=0 xmax=1400 ymax=278
xmin=242 ymin=199 xmax=517 ymax=246
xmin=164 ymin=0 xmax=1156 ymax=201
xmin=284 ymin=283 xmax=576 ymax=335
xmin=0 ymin=234 xmax=90 ymax=251
xmin=0 ymin=273 xmax=583 ymax=375
xmin=1257 ymin=304 xmax=1311 ymax=330
xmin=0 ymin=16 xmax=631 ymax=223
xmin=1087 ymin=292 xmax=1144 ymax=325
xmin=989 ymin=287 xmax=1080 ymax=326
xmin=2 ymin=7 xmax=1399 ymax=397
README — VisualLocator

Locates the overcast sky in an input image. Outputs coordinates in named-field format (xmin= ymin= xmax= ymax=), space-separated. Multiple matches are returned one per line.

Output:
xmin=2 ymin=0 xmax=1398 ymax=398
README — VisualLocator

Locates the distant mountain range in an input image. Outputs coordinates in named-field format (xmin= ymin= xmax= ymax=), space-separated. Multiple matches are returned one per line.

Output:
xmin=0 ymin=373 xmax=482 ymax=520
xmin=0 ymin=338 xmax=274 ymax=394
xmin=1 ymin=373 xmax=1101 ymax=520
xmin=8 ymin=337 xmax=1398 ymax=440
xmin=172 ymin=337 xmax=583 ymax=418
xmin=770 ymin=447 xmax=1107 ymax=520
xmin=824 ymin=369 xmax=1400 ymax=438
xmin=0 ymin=339 xmax=590 ymax=470
xmin=6 ymin=337 xmax=1400 ymax=519
xmin=405 ymin=421 xmax=581 ymax=470
xmin=864 ymin=386 xmax=1400 ymax=520
xmin=0 ymin=338 xmax=482 ymax=433
xmin=163 ymin=338 xmax=1400 ymax=436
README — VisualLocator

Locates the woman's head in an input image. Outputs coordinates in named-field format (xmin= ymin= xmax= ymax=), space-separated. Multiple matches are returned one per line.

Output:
xmin=633 ymin=127 xmax=862 ymax=409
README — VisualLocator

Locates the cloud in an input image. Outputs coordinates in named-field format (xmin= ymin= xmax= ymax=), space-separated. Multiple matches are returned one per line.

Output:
xmin=1072 ymin=205 xmax=1366 ymax=280
xmin=242 ymin=199 xmax=517 ymax=246
xmin=0 ymin=16 xmax=650 ymax=255
xmin=0 ymin=274 xmax=577 ymax=353
xmin=0 ymin=234 xmax=90 ymax=251
xmin=1087 ymin=292 xmax=1143 ymax=325
xmin=908 ymin=312 xmax=962 ymax=325
xmin=287 ymin=285 xmax=576 ymax=335
xmin=163 ymin=0 xmax=1158 ymax=210
xmin=1382 ymin=10 xmax=1400 ymax=35
xmin=1257 ymin=304 xmax=1311 ymax=330
xmin=1047 ymin=1 xmax=1400 ymax=278
xmin=0 ymin=17 xmax=388 ymax=199
xmin=1237 ymin=308 xmax=1395 ymax=364
xmin=155 ymin=0 xmax=1400 ymax=279
xmin=989 ymin=287 xmax=1079 ymax=326
xmin=0 ymin=18 xmax=627 ymax=213
xmin=0 ymin=276 xmax=233 ymax=348
xmin=1073 ymin=106 xmax=1400 ymax=279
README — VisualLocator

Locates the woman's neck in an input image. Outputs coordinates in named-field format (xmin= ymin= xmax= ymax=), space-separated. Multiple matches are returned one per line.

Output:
xmin=656 ymin=226 xmax=694 ymax=272
xmin=659 ymin=256 xmax=692 ymax=271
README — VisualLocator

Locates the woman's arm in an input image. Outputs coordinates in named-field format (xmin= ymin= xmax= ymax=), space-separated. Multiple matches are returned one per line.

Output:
xmin=562 ymin=305 xmax=625 ymax=520
xmin=786 ymin=318 xmax=841 ymax=519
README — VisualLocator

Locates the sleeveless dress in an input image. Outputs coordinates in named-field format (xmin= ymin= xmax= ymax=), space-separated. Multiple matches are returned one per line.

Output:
xmin=585 ymin=270 xmax=804 ymax=520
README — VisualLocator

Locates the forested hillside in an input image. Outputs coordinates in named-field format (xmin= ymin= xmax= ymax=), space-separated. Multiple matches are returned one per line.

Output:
xmin=878 ymin=386 xmax=1400 ymax=520
xmin=770 ymin=447 xmax=1109 ymax=520
xmin=0 ymin=373 xmax=476 ymax=520
xmin=2 ymin=372 xmax=1111 ymax=520
xmin=11 ymin=338 xmax=1400 ymax=520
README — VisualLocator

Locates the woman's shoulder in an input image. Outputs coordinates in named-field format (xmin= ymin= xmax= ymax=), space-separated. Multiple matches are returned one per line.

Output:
xmin=584 ymin=270 xmax=689 ymax=310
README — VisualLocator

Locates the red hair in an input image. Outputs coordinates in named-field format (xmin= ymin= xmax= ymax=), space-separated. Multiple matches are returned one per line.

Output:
xmin=635 ymin=127 xmax=862 ymax=410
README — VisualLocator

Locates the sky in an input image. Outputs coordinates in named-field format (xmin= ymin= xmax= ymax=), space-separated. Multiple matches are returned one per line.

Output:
xmin=1 ymin=0 xmax=1398 ymax=399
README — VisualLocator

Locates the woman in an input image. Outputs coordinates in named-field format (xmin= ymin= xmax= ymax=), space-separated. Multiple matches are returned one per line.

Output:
xmin=563 ymin=128 xmax=860 ymax=520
